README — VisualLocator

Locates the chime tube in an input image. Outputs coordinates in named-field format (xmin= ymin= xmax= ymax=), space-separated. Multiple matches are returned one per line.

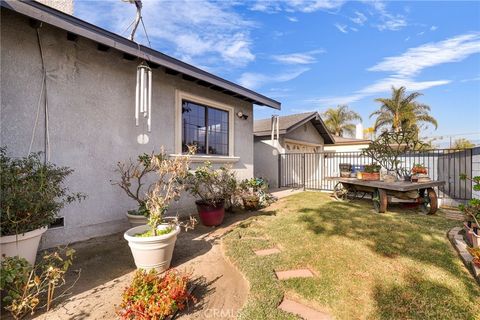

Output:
xmin=147 ymin=68 xmax=152 ymax=132
xmin=139 ymin=67 xmax=145 ymax=114
xmin=135 ymin=67 xmax=140 ymax=126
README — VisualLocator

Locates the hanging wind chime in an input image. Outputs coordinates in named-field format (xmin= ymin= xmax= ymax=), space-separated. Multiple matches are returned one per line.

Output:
xmin=125 ymin=0 xmax=152 ymax=144
xmin=135 ymin=62 xmax=152 ymax=133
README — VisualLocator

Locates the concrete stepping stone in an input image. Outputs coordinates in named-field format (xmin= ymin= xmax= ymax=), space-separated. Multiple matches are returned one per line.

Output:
xmin=275 ymin=268 xmax=314 ymax=280
xmin=279 ymin=298 xmax=332 ymax=320
xmin=254 ymin=247 xmax=281 ymax=256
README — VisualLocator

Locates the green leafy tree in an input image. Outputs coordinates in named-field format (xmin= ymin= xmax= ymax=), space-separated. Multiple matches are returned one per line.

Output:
xmin=322 ymin=105 xmax=362 ymax=137
xmin=452 ymin=138 xmax=475 ymax=149
xmin=370 ymin=86 xmax=438 ymax=133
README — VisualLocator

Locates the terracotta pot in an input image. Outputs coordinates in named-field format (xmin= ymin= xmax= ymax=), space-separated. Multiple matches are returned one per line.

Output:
xmin=242 ymin=195 xmax=260 ymax=211
xmin=362 ymin=172 xmax=380 ymax=181
xmin=124 ymin=224 xmax=180 ymax=271
xmin=195 ymin=200 xmax=225 ymax=226
xmin=465 ymin=223 xmax=479 ymax=248
xmin=126 ymin=212 xmax=148 ymax=227
xmin=0 ymin=227 xmax=48 ymax=265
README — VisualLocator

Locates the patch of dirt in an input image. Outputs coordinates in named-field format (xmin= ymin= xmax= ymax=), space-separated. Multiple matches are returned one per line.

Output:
xmin=29 ymin=212 xmax=260 ymax=320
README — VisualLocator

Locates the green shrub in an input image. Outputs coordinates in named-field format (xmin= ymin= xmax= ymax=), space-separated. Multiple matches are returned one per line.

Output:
xmin=117 ymin=269 xmax=195 ymax=319
xmin=0 ymin=147 xmax=85 ymax=236
xmin=181 ymin=162 xmax=237 ymax=207
xmin=0 ymin=248 xmax=75 ymax=319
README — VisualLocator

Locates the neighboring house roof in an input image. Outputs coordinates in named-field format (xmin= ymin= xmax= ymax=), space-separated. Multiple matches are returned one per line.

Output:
xmin=1 ymin=0 xmax=280 ymax=110
xmin=254 ymin=112 xmax=335 ymax=144
xmin=332 ymin=136 xmax=371 ymax=145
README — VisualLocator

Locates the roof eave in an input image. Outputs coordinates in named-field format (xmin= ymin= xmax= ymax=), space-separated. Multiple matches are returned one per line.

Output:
xmin=1 ymin=0 xmax=281 ymax=110
xmin=285 ymin=113 xmax=335 ymax=144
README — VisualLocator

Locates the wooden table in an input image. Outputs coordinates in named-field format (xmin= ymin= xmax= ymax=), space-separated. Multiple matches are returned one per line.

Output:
xmin=328 ymin=177 xmax=445 ymax=214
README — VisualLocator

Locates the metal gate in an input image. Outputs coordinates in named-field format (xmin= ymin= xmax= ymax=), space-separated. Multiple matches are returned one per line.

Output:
xmin=278 ymin=149 xmax=473 ymax=200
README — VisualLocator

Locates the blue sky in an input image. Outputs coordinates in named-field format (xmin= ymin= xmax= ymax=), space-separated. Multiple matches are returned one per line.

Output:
xmin=75 ymin=0 xmax=480 ymax=142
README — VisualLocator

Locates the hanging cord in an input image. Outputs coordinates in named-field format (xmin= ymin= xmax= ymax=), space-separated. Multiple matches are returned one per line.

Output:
xmin=30 ymin=27 xmax=50 ymax=163
xmin=28 ymin=72 xmax=45 ymax=156
xmin=140 ymin=17 xmax=152 ymax=48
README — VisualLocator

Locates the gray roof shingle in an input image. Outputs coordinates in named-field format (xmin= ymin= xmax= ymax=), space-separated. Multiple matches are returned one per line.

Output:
xmin=254 ymin=112 xmax=335 ymax=144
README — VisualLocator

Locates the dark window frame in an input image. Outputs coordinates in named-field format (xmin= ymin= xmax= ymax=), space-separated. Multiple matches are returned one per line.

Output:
xmin=181 ymin=99 xmax=230 ymax=156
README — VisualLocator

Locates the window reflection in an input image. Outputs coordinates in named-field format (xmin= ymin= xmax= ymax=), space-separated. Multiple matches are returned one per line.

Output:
xmin=182 ymin=100 xmax=229 ymax=156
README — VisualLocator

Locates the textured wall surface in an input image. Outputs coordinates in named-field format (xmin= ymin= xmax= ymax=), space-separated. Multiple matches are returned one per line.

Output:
xmin=253 ymin=137 xmax=282 ymax=189
xmin=1 ymin=10 xmax=254 ymax=248
xmin=285 ymin=122 xmax=325 ymax=145
xmin=36 ymin=0 xmax=74 ymax=14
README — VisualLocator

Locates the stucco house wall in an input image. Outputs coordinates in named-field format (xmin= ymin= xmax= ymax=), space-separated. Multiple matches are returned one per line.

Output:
xmin=1 ymin=10 xmax=254 ymax=248
xmin=285 ymin=122 xmax=324 ymax=146
xmin=324 ymin=143 xmax=370 ymax=152
xmin=253 ymin=137 xmax=284 ymax=188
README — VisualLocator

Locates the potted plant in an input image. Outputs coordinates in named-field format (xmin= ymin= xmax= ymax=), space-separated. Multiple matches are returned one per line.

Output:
xmin=467 ymin=247 xmax=480 ymax=268
xmin=362 ymin=163 xmax=381 ymax=181
xmin=0 ymin=147 xmax=84 ymax=265
xmin=362 ymin=130 xmax=427 ymax=180
xmin=181 ymin=162 xmax=236 ymax=226
xmin=460 ymin=174 xmax=480 ymax=247
xmin=412 ymin=163 xmax=428 ymax=175
xmin=112 ymin=153 xmax=158 ymax=227
xmin=399 ymin=168 xmax=412 ymax=181
xmin=123 ymin=148 xmax=195 ymax=271
xmin=239 ymin=177 xmax=276 ymax=211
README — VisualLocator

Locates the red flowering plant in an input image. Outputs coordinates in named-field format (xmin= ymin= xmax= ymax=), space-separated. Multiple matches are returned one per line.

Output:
xmin=117 ymin=269 xmax=195 ymax=320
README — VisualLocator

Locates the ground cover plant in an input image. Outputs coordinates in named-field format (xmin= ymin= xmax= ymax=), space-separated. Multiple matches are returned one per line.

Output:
xmin=224 ymin=192 xmax=480 ymax=320
xmin=117 ymin=269 xmax=195 ymax=320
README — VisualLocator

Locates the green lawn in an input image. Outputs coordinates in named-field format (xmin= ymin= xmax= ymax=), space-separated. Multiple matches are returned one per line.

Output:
xmin=223 ymin=192 xmax=480 ymax=320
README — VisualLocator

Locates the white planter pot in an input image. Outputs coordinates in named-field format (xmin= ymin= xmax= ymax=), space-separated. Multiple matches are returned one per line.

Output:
xmin=0 ymin=227 xmax=48 ymax=265
xmin=126 ymin=212 xmax=148 ymax=227
xmin=124 ymin=224 xmax=180 ymax=271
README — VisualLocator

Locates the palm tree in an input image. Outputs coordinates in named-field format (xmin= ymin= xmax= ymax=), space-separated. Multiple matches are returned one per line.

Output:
xmin=370 ymin=86 xmax=438 ymax=133
xmin=322 ymin=105 xmax=362 ymax=137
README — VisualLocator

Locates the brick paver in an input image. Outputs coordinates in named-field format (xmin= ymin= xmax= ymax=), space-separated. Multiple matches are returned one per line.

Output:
xmin=278 ymin=298 xmax=332 ymax=320
xmin=275 ymin=268 xmax=314 ymax=280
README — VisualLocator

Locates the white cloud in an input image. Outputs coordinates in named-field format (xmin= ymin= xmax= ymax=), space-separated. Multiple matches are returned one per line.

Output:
xmin=75 ymin=0 xmax=256 ymax=68
xmin=376 ymin=14 xmax=407 ymax=31
xmin=238 ymin=68 xmax=310 ymax=89
xmin=311 ymin=33 xmax=480 ymax=106
xmin=461 ymin=76 xmax=480 ymax=82
xmin=430 ymin=25 xmax=438 ymax=31
xmin=250 ymin=0 xmax=345 ymax=13
xmin=350 ymin=27 xmax=359 ymax=32
xmin=272 ymin=49 xmax=324 ymax=65
xmin=287 ymin=16 xmax=299 ymax=22
xmin=350 ymin=11 xmax=367 ymax=25
xmin=311 ymin=77 xmax=450 ymax=105
xmin=334 ymin=23 xmax=348 ymax=33
xmin=366 ymin=0 xmax=408 ymax=31
xmin=417 ymin=31 xmax=425 ymax=36
xmin=368 ymin=33 xmax=480 ymax=77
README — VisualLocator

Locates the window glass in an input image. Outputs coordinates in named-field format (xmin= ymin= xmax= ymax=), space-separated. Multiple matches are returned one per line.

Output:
xmin=182 ymin=100 xmax=229 ymax=156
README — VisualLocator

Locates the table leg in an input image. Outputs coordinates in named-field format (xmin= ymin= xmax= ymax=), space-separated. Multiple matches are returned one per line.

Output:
xmin=421 ymin=188 xmax=438 ymax=215
xmin=373 ymin=188 xmax=387 ymax=213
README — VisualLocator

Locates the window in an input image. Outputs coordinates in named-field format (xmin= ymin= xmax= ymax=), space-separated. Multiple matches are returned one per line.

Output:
xmin=182 ymin=100 xmax=229 ymax=156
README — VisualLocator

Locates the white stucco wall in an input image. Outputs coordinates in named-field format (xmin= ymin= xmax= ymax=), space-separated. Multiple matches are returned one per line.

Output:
xmin=324 ymin=144 xmax=370 ymax=152
xmin=253 ymin=137 xmax=284 ymax=188
xmin=285 ymin=122 xmax=324 ymax=145
xmin=1 ymin=10 xmax=254 ymax=248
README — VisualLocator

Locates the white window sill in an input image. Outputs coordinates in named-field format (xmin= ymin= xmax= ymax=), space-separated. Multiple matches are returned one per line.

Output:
xmin=169 ymin=154 xmax=240 ymax=163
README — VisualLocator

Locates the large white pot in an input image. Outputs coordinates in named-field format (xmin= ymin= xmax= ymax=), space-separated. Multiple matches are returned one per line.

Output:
xmin=0 ymin=227 xmax=48 ymax=265
xmin=124 ymin=224 xmax=180 ymax=271
xmin=126 ymin=212 xmax=149 ymax=227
